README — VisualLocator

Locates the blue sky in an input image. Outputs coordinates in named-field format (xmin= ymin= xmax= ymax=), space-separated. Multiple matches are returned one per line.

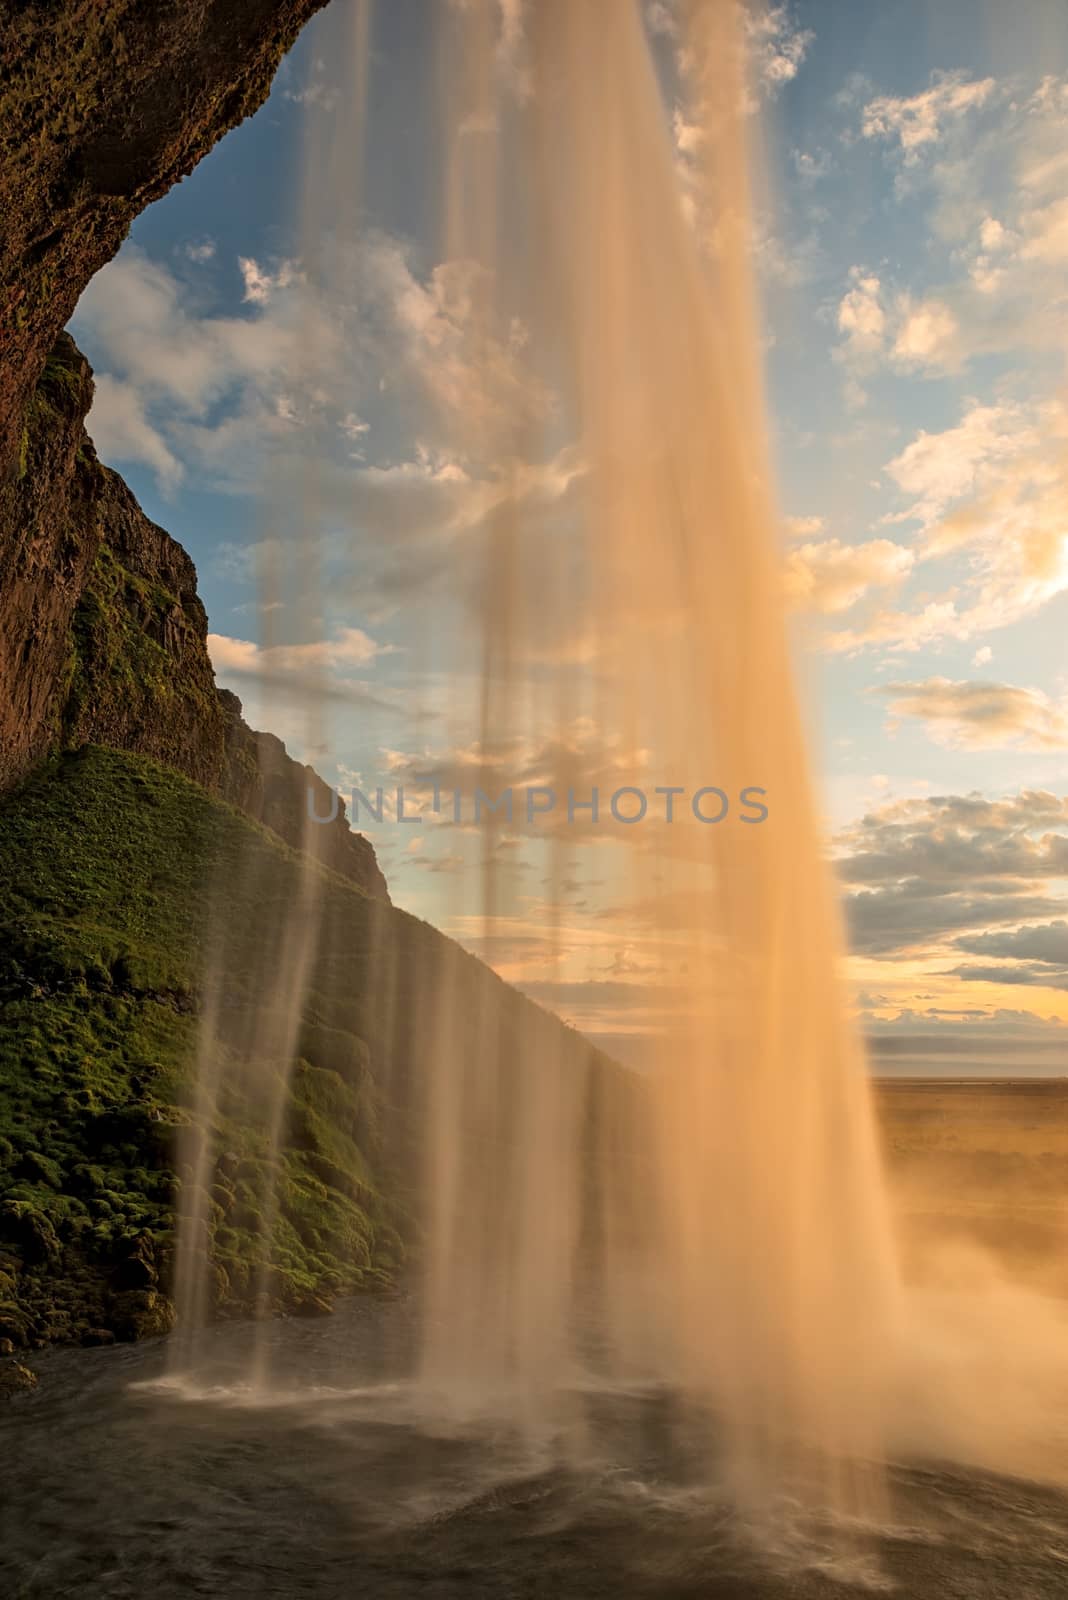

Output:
xmin=69 ymin=0 xmax=1068 ymax=1070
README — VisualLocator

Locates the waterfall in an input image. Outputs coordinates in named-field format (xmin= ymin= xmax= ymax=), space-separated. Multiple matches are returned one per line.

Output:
xmin=416 ymin=0 xmax=900 ymax=1520
xmin=174 ymin=0 xmax=901 ymax=1529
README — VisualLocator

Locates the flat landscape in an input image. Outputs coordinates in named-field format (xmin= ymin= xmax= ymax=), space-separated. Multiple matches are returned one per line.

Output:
xmin=877 ymin=1079 xmax=1068 ymax=1297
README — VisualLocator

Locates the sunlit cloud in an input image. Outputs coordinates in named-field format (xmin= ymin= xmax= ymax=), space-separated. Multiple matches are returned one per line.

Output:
xmin=238 ymin=256 xmax=299 ymax=305
xmin=876 ymin=677 xmax=1068 ymax=751
xmin=860 ymin=71 xmax=997 ymax=163
xmin=891 ymin=296 xmax=959 ymax=371
xmin=207 ymin=627 xmax=396 ymax=709
xmin=836 ymin=268 xmax=885 ymax=360
xmin=836 ymin=789 xmax=1068 ymax=959
xmin=743 ymin=3 xmax=813 ymax=96
xmin=785 ymin=536 xmax=913 ymax=615
xmin=84 ymin=373 xmax=184 ymax=492
xmin=820 ymin=398 xmax=1068 ymax=652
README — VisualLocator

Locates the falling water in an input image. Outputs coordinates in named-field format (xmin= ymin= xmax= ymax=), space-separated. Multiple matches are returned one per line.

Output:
xmin=171 ymin=0 xmax=373 ymax=1380
xmin=413 ymin=0 xmax=901 ymax=1523
xmin=174 ymin=0 xmax=901 ymax=1533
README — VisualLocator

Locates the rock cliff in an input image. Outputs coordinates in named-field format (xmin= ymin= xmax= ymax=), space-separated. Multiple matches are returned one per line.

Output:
xmin=0 ymin=0 xmax=328 ymax=470
xmin=0 ymin=1 xmax=386 ymax=901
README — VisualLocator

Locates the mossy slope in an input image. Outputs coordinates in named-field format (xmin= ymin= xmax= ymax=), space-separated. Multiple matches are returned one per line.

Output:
xmin=0 ymin=745 xmax=403 ymax=1348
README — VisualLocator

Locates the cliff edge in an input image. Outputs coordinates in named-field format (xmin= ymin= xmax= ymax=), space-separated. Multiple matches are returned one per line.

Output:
xmin=0 ymin=2 xmax=385 ymax=901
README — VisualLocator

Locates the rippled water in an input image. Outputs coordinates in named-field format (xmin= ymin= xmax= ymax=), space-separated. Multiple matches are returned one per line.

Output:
xmin=4 ymin=1298 xmax=1068 ymax=1598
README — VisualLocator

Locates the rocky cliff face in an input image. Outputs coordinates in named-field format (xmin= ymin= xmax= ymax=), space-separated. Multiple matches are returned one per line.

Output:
xmin=220 ymin=692 xmax=389 ymax=901
xmin=0 ymin=0 xmax=327 ymax=472
xmin=0 ymin=1 xmax=386 ymax=903
xmin=2 ymin=332 xmax=388 ymax=899
xmin=0 ymin=336 xmax=107 ymax=791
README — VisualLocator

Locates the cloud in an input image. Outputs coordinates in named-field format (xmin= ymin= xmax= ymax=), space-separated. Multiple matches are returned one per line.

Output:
xmin=74 ymin=248 xmax=310 ymax=416
xmin=885 ymin=402 xmax=1033 ymax=518
xmin=956 ymin=921 xmax=1068 ymax=963
xmin=672 ymin=104 xmax=703 ymax=158
xmin=848 ymin=882 xmax=1062 ymax=959
xmin=339 ymin=412 xmax=369 ymax=443
xmin=376 ymin=722 xmax=653 ymax=842
xmin=744 ymin=4 xmax=813 ymax=96
xmin=238 ymin=256 xmax=299 ymax=305
xmin=210 ymin=626 xmax=382 ymax=673
xmin=207 ymin=626 xmax=394 ymax=707
xmin=280 ymin=54 xmax=340 ymax=112
xmin=211 ymin=437 xmax=585 ymax=640
xmin=647 ymin=1 xmax=812 ymax=100
xmin=183 ymin=239 xmax=216 ymax=264
xmin=652 ymin=0 xmax=808 ymax=121
xmin=861 ymin=71 xmax=997 ymax=163
xmin=890 ymin=401 xmax=1068 ymax=625
xmin=835 ymin=273 xmax=964 ymax=378
xmin=71 ymin=247 xmax=340 ymax=491
xmin=783 ymin=514 xmax=825 ymax=539
xmin=891 ymin=296 xmax=959 ymax=370
xmin=965 ymin=214 xmax=1018 ymax=295
xmin=950 ymin=922 xmax=1068 ymax=989
xmin=876 ymin=677 xmax=1068 ymax=751
xmin=836 ymin=790 xmax=1068 ymax=958
xmin=836 ymin=268 xmax=885 ymax=359
xmin=751 ymin=219 xmax=822 ymax=288
xmin=84 ymin=374 xmax=184 ymax=492
xmin=73 ymin=232 xmax=560 ymax=513
xmin=823 ymin=398 xmax=1068 ymax=652
xmin=945 ymin=962 xmax=1068 ymax=990
xmin=849 ymin=72 xmax=1068 ymax=371
xmin=863 ymin=1007 xmax=1068 ymax=1071
xmin=980 ymin=216 xmax=1009 ymax=252
xmin=1019 ymin=195 xmax=1068 ymax=264
xmin=644 ymin=0 xmax=677 ymax=36
xmin=792 ymin=148 xmax=832 ymax=183
xmin=784 ymin=536 xmax=913 ymax=614
xmin=494 ymin=0 xmax=528 ymax=95
xmin=362 ymin=235 xmax=551 ymax=444
xmin=840 ymin=789 xmax=1068 ymax=885
xmin=337 ymin=441 xmax=585 ymax=622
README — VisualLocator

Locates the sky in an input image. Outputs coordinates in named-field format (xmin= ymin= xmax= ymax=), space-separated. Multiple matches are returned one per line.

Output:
xmin=68 ymin=0 xmax=1068 ymax=1073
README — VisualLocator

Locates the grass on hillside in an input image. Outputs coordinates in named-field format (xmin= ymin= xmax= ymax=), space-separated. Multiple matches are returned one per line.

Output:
xmin=0 ymin=745 xmax=406 ymax=1348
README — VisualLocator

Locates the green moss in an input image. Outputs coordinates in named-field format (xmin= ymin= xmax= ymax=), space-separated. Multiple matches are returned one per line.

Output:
xmin=62 ymin=544 xmax=175 ymax=727
xmin=53 ymin=519 xmax=225 ymax=774
xmin=0 ymin=743 xmax=618 ymax=1350
xmin=40 ymin=350 xmax=87 ymax=405
xmin=14 ymin=334 xmax=91 ymax=490
xmin=0 ymin=746 xmax=404 ymax=1347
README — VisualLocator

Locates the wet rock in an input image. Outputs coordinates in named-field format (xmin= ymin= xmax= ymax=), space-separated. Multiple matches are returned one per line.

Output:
xmin=0 ymin=1361 xmax=37 ymax=1398
xmin=0 ymin=1305 xmax=28 ymax=1347
xmin=0 ymin=1201 xmax=59 ymax=1265
xmin=109 ymin=1290 xmax=176 ymax=1342
xmin=209 ymin=1262 xmax=231 ymax=1308
xmin=293 ymin=1294 xmax=334 ymax=1319
xmin=113 ymin=1236 xmax=159 ymax=1291
xmin=79 ymin=1327 xmax=116 ymax=1348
